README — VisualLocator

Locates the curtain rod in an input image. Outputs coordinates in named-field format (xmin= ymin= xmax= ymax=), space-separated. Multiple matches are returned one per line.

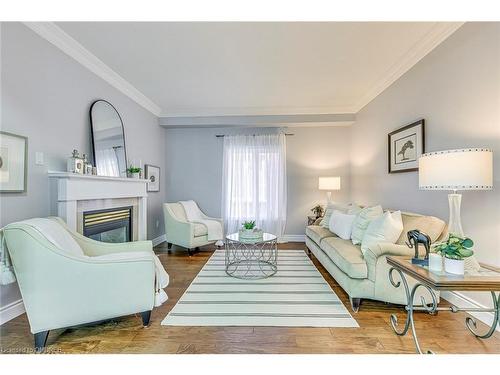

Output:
xmin=215 ymin=133 xmax=294 ymax=138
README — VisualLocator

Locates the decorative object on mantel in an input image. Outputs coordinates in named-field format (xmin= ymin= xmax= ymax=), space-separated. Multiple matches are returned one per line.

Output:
xmin=145 ymin=164 xmax=160 ymax=192
xmin=318 ymin=176 xmax=341 ymax=203
xmin=388 ymin=119 xmax=425 ymax=173
xmin=406 ymin=229 xmax=431 ymax=266
xmin=432 ymin=234 xmax=474 ymax=275
xmin=310 ymin=204 xmax=324 ymax=219
xmin=90 ymin=100 xmax=128 ymax=178
xmin=419 ymin=148 xmax=493 ymax=272
xmin=127 ymin=165 xmax=142 ymax=179
xmin=67 ymin=149 xmax=84 ymax=174
xmin=0 ymin=131 xmax=28 ymax=193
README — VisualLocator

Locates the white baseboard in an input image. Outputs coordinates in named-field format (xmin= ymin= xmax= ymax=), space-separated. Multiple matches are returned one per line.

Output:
xmin=441 ymin=291 xmax=499 ymax=333
xmin=152 ymin=234 xmax=167 ymax=247
xmin=280 ymin=234 xmax=306 ymax=243
xmin=0 ymin=299 xmax=25 ymax=325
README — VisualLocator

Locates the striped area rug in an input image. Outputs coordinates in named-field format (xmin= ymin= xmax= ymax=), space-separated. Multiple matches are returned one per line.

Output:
xmin=161 ymin=249 xmax=359 ymax=327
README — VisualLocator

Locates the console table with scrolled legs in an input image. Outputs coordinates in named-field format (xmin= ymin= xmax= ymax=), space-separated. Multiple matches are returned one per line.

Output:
xmin=386 ymin=256 xmax=500 ymax=354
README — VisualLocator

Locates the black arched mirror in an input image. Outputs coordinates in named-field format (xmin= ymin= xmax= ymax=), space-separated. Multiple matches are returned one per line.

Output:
xmin=90 ymin=100 xmax=128 ymax=178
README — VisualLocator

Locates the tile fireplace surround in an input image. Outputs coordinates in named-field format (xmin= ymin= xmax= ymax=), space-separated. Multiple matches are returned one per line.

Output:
xmin=48 ymin=172 xmax=149 ymax=241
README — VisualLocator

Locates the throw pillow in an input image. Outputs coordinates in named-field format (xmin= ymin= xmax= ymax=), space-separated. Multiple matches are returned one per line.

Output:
xmin=328 ymin=210 xmax=356 ymax=240
xmin=351 ymin=205 xmax=383 ymax=244
xmin=320 ymin=202 xmax=351 ymax=228
xmin=361 ymin=211 xmax=404 ymax=256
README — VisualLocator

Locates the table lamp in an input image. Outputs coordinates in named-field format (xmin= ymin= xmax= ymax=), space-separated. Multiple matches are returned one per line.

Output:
xmin=319 ymin=176 xmax=341 ymax=203
xmin=419 ymin=148 xmax=493 ymax=238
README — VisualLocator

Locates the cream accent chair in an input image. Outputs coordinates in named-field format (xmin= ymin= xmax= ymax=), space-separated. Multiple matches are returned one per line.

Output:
xmin=163 ymin=202 xmax=223 ymax=256
xmin=3 ymin=217 xmax=158 ymax=350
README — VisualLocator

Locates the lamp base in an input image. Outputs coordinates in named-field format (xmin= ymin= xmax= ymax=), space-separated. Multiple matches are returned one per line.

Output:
xmin=326 ymin=191 xmax=332 ymax=204
xmin=447 ymin=193 xmax=481 ymax=272
xmin=448 ymin=193 xmax=464 ymax=237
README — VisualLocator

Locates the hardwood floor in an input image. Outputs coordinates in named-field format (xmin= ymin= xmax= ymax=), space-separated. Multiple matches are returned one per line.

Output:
xmin=1 ymin=242 xmax=499 ymax=354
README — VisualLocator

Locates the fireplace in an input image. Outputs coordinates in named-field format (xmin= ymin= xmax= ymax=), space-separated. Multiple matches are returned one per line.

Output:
xmin=83 ymin=206 xmax=133 ymax=243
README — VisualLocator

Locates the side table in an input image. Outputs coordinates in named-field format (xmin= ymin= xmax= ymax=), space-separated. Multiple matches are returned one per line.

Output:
xmin=387 ymin=256 xmax=500 ymax=354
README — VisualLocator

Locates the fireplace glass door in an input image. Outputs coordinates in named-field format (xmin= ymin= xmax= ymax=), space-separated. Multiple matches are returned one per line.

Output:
xmin=83 ymin=206 xmax=132 ymax=243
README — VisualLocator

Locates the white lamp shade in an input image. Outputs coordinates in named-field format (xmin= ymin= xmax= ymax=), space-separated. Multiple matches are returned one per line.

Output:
xmin=419 ymin=148 xmax=493 ymax=190
xmin=318 ymin=176 xmax=341 ymax=190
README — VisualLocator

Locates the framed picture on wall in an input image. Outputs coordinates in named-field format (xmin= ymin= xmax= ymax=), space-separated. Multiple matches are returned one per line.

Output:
xmin=145 ymin=164 xmax=160 ymax=192
xmin=0 ymin=131 xmax=28 ymax=193
xmin=388 ymin=119 xmax=425 ymax=173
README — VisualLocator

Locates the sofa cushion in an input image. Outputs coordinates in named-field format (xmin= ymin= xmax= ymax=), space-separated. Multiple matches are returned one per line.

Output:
xmin=328 ymin=210 xmax=356 ymax=240
xmin=320 ymin=237 xmax=367 ymax=279
xmin=351 ymin=205 xmax=383 ymax=245
xmin=396 ymin=212 xmax=446 ymax=245
xmin=194 ymin=223 xmax=208 ymax=237
xmin=306 ymin=225 xmax=336 ymax=246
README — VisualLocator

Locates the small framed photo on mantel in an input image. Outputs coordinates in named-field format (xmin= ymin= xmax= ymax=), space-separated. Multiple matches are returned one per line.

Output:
xmin=388 ymin=119 xmax=425 ymax=173
xmin=145 ymin=164 xmax=160 ymax=192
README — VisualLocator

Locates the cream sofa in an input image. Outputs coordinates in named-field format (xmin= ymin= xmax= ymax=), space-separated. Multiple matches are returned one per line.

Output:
xmin=305 ymin=211 xmax=446 ymax=312
xmin=163 ymin=202 xmax=223 ymax=255
xmin=2 ymin=217 xmax=161 ymax=350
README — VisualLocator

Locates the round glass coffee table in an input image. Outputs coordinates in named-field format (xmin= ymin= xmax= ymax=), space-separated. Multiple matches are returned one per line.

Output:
xmin=225 ymin=232 xmax=278 ymax=279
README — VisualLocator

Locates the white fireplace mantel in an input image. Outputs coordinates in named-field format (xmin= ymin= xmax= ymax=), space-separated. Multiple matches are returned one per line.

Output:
xmin=48 ymin=171 xmax=149 ymax=240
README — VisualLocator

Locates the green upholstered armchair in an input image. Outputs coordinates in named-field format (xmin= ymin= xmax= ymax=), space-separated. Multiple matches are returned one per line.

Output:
xmin=2 ymin=217 xmax=162 ymax=350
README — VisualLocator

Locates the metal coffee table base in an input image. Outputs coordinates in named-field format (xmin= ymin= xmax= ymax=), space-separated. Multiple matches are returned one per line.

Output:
xmin=225 ymin=239 xmax=278 ymax=280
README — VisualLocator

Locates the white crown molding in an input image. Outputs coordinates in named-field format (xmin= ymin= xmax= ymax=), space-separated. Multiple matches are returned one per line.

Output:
xmin=352 ymin=22 xmax=465 ymax=113
xmin=23 ymin=22 xmax=162 ymax=116
xmin=159 ymin=113 xmax=356 ymax=128
xmin=160 ymin=105 xmax=356 ymax=117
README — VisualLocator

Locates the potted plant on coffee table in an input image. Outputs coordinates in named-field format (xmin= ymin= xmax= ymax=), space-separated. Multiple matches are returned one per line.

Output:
xmin=433 ymin=234 xmax=474 ymax=275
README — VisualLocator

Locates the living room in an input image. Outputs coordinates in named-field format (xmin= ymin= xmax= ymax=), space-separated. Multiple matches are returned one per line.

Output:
xmin=1 ymin=0 xmax=499 ymax=370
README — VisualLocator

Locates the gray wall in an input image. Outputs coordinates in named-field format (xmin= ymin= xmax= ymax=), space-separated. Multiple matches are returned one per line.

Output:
xmin=164 ymin=126 xmax=351 ymax=236
xmin=0 ymin=23 xmax=167 ymax=310
xmin=350 ymin=23 xmax=500 ymax=305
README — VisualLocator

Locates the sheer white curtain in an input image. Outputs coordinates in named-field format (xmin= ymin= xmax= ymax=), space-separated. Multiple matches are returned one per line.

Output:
xmin=222 ymin=133 xmax=287 ymax=237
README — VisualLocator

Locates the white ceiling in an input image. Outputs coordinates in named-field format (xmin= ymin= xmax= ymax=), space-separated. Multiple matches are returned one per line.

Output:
xmin=52 ymin=22 xmax=462 ymax=119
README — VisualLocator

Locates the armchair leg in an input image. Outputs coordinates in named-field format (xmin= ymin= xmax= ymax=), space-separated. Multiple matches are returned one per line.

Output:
xmin=187 ymin=248 xmax=192 ymax=256
xmin=141 ymin=310 xmax=152 ymax=327
xmin=34 ymin=330 xmax=49 ymax=352
xmin=167 ymin=242 xmax=172 ymax=253
xmin=350 ymin=297 xmax=362 ymax=313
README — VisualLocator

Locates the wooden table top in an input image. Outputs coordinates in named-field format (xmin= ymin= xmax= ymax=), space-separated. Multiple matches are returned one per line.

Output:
xmin=387 ymin=256 xmax=500 ymax=291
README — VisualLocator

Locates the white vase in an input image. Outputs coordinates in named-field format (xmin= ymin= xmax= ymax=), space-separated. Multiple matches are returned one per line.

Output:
xmin=444 ymin=258 xmax=465 ymax=275
xmin=429 ymin=253 xmax=443 ymax=272
xmin=131 ymin=172 xmax=140 ymax=179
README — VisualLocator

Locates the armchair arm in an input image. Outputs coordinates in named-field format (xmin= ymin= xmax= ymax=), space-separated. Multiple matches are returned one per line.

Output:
xmin=74 ymin=235 xmax=153 ymax=257
xmin=365 ymin=242 xmax=413 ymax=259
xmin=17 ymin=243 xmax=155 ymax=333
xmin=48 ymin=216 xmax=154 ymax=256
xmin=363 ymin=242 xmax=413 ymax=268
xmin=163 ymin=205 xmax=195 ymax=247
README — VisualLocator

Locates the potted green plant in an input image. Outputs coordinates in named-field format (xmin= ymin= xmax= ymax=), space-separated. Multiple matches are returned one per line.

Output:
xmin=127 ymin=165 xmax=142 ymax=179
xmin=432 ymin=234 xmax=474 ymax=275
xmin=242 ymin=220 xmax=256 ymax=231
xmin=311 ymin=204 xmax=325 ymax=219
